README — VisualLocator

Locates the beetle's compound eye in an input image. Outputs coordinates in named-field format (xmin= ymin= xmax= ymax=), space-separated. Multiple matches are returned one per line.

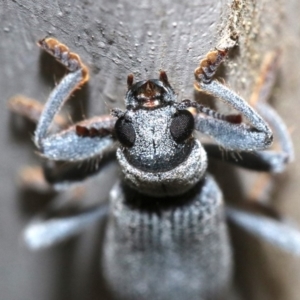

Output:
xmin=115 ymin=116 xmax=136 ymax=147
xmin=170 ymin=110 xmax=194 ymax=143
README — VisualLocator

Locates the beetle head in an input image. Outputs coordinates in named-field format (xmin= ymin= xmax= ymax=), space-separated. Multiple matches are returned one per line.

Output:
xmin=125 ymin=71 xmax=176 ymax=108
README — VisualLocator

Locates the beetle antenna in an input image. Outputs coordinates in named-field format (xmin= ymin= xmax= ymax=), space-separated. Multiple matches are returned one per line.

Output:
xmin=127 ymin=74 xmax=134 ymax=89
xmin=159 ymin=70 xmax=170 ymax=86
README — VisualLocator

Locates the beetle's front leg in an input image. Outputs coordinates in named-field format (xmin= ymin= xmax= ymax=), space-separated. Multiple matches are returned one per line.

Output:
xmin=34 ymin=38 xmax=89 ymax=148
xmin=24 ymin=202 xmax=109 ymax=249
xmin=194 ymin=50 xmax=273 ymax=151
xmin=9 ymin=38 xmax=117 ymax=162
xmin=250 ymin=50 xmax=294 ymax=171
xmin=202 ymin=102 xmax=293 ymax=173
xmin=197 ymin=50 xmax=293 ymax=173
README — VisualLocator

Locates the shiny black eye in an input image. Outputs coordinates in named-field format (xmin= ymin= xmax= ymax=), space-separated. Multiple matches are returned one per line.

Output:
xmin=170 ymin=110 xmax=194 ymax=143
xmin=114 ymin=117 xmax=136 ymax=147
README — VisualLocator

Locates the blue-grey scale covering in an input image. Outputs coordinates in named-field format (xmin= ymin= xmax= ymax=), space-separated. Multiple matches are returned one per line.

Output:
xmin=102 ymin=176 xmax=233 ymax=300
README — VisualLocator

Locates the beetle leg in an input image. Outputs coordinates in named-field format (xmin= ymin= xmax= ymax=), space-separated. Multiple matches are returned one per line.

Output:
xmin=24 ymin=203 xmax=109 ymax=250
xmin=194 ymin=48 xmax=275 ymax=151
xmin=8 ymin=95 xmax=68 ymax=130
xmin=226 ymin=206 xmax=300 ymax=255
xmin=18 ymin=166 xmax=53 ymax=193
xmin=194 ymin=79 xmax=273 ymax=151
xmin=8 ymin=38 xmax=117 ymax=162
xmin=212 ymin=50 xmax=300 ymax=255
xmin=202 ymin=50 xmax=293 ymax=173
xmin=34 ymin=37 xmax=88 ymax=148
xmin=38 ymin=115 xmax=117 ymax=161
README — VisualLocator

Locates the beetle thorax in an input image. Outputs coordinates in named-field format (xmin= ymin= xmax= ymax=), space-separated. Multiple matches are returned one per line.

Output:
xmin=114 ymin=77 xmax=208 ymax=197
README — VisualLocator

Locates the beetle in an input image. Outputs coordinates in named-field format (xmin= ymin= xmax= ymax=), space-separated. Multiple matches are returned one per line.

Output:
xmin=8 ymin=38 xmax=300 ymax=300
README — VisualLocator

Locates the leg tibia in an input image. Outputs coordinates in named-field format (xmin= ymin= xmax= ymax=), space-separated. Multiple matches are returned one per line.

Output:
xmin=34 ymin=70 xmax=83 ymax=148
xmin=35 ymin=38 xmax=89 ymax=147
